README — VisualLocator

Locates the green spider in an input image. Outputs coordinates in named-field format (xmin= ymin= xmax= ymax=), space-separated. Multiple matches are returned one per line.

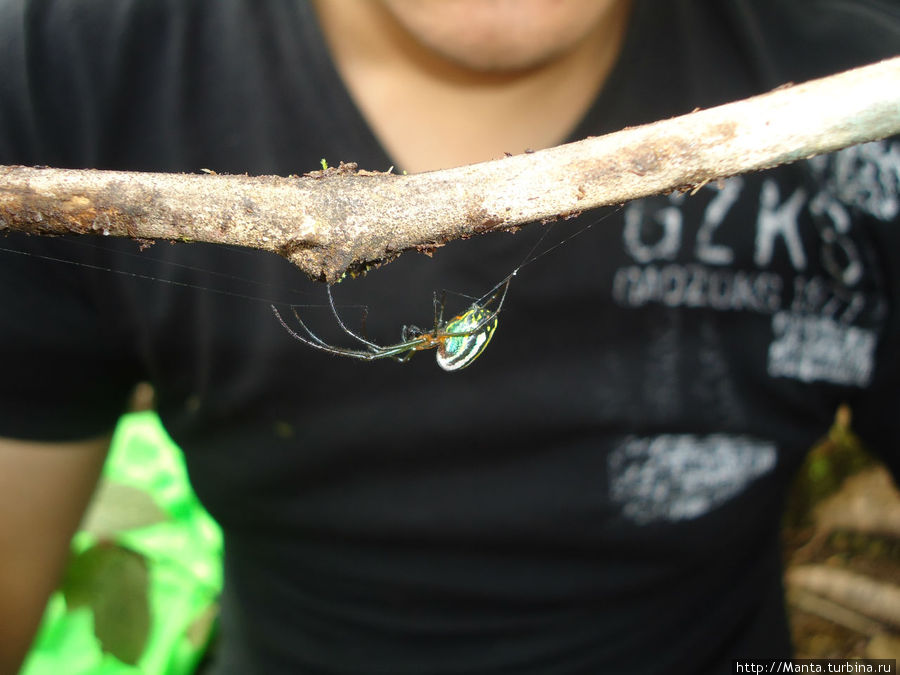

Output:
xmin=270 ymin=273 xmax=514 ymax=371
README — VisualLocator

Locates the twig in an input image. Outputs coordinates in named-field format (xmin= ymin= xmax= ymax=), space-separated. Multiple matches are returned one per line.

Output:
xmin=785 ymin=565 xmax=900 ymax=629
xmin=1 ymin=57 xmax=899 ymax=283
xmin=786 ymin=588 xmax=886 ymax=637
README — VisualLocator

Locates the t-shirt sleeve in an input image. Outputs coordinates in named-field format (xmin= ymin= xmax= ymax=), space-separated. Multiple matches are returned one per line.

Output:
xmin=0 ymin=234 xmax=142 ymax=441
xmin=0 ymin=1 xmax=140 ymax=440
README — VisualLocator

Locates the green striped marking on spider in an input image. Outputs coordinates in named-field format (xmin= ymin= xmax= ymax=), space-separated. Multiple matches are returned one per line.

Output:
xmin=435 ymin=304 xmax=500 ymax=371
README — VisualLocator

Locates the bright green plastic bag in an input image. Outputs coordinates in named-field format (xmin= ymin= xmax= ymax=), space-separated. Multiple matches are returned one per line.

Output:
xmin=20 ymin=411 xmax=223 ymax=675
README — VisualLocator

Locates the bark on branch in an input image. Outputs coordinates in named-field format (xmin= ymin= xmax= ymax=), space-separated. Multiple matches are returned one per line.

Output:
xmin=1 ymin=57 xmax=899 ymax=283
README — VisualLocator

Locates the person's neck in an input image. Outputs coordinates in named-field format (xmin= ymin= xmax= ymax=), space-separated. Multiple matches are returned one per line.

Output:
xmin=312 ymin=1 xmax=632 ymax=173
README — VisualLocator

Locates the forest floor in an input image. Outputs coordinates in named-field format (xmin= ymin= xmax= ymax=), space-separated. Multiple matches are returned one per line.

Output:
xmin=782 ymin=407 xmax=900 ymax=658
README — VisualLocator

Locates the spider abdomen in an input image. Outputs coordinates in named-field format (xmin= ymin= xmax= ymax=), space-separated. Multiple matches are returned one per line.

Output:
xmin=436 ymin=307 xmax=499 ymax=371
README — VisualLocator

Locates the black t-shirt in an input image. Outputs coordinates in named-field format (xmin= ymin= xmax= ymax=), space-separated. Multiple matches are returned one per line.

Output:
xmin=1 ymin=1 xmax=899 ymax=673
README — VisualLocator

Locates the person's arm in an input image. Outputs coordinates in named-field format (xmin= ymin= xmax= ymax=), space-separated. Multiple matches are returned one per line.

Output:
xmin=0 ymin=434 xmax=110 ymax=675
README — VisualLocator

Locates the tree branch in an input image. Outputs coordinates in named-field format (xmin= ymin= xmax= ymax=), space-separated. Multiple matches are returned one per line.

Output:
xmin=1 ymin=57 xmax=899 ymax=283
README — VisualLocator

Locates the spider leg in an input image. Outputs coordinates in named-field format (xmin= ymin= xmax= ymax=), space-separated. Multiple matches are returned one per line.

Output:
xmin=442 ymin=275 xmax=514 ymax=338
xmin=271 ymin=305 xmax=379 ymax=360
xmin=359 ymin=305 xmax=371 ymax=342
xmin=289 ymin=306 xmax=336 ymax=349
xmin=433 ymin=290 xmax=446 ymax=329
xmin=491 ymin=274 xmax=513 ymax=312
xmin=326 ymin=285 xmax=382 ymax=350
xmin=479 ymin=272 xmax=514 ymax=312
xmin=271 ymin=305 xmax=433 ymax=362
